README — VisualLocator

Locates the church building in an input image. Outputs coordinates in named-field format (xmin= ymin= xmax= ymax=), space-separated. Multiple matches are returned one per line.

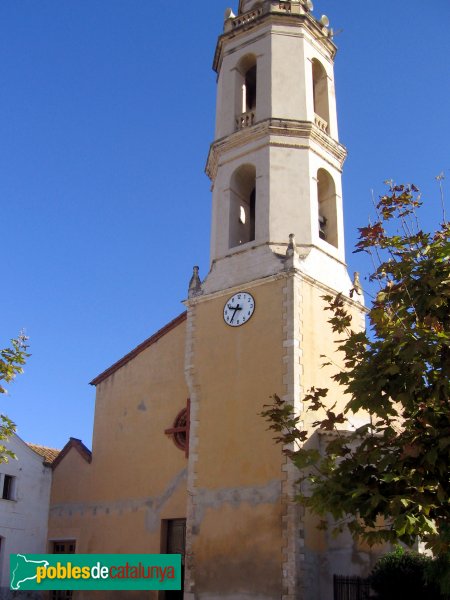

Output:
xmin=48 ymin=1 xmax=383 ymax=598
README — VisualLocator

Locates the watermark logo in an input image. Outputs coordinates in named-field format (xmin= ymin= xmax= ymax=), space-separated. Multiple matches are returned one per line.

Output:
xmin=10 ymin=554 xmax=181 ymax=591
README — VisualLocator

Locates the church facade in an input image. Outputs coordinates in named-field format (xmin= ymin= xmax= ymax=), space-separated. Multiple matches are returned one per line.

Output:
xmin=48 ymin=1 xmax=384 ymax=599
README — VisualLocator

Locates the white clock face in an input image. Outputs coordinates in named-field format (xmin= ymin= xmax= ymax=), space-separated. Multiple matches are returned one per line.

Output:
xmin=223 ymin=292 xmax=255 ymax=327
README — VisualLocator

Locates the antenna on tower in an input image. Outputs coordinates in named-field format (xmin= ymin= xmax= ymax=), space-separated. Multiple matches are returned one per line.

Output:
xmin=317 ymin=27 xmax=344 ymax=40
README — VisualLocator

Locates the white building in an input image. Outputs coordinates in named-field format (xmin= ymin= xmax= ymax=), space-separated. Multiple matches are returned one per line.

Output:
xmin=0 ymin=433 xmax=59 ymax=599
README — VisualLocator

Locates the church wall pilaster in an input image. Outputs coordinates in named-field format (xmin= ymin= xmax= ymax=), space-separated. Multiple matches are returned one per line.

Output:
xmin=281 ymin=268 xmax=305 ymax=600
xmin=184 ymin=304 xmax=201 ymax=599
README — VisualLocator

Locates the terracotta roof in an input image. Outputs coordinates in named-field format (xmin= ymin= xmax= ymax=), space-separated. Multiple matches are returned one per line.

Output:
xmin=27 ymin=443 xmax=60 ymax=465
xmin=52 ymin=437 xmax=92 ymax=470
xmin=90 ymin=311 xmax=187 ymax=386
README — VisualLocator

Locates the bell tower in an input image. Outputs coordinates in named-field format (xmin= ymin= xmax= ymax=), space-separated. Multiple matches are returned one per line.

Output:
xmin=184 ymin=3 xmax=369 ymax=600
xmin=204 ymin=0 xmax=349 ymax=296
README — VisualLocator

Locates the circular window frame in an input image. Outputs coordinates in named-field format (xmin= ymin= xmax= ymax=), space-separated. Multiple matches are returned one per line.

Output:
xmin=171 ymin=407 xmax=188 ymax=452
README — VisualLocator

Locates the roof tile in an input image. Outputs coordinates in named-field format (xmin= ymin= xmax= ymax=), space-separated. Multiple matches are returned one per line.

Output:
xmin=27 ymin=443 xmax=60 ymax=465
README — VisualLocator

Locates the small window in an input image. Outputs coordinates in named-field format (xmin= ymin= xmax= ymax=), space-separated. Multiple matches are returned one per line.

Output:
xmin=2 ymin=475 xmax=15 ymax=500
xmin=53 ymin=541 xmax=76 ymax=554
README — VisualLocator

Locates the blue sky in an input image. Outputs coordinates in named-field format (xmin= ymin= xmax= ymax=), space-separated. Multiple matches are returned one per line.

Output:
xmin=1 ymin=1 xmax=449 ymax=450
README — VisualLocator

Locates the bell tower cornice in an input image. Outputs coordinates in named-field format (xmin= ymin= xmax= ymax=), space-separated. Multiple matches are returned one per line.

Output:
xmin=214 ymin=1 xmax=336 ymax=74
xmin=206 ymin=118 xmax=347 ymax=182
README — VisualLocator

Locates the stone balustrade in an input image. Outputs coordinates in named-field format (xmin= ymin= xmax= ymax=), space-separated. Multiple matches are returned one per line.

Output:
xmin=314 ymin=113 xmax=328 ymax=133
xmin=236 ymin=111 xmax=255 ymax=130
xmin=232 ymin=7 xmax=264 ymax=28
xmin=277 ymin=1 xmax=292 ymax=12
xmin=230 ymin=2 xmax=309 ymax=31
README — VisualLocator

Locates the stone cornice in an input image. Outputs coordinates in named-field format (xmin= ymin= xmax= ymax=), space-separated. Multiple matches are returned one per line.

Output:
xmin=214 ymin=4 xmax=336 ymax=74
xmin=205 ymin=119 xmax=347 ymax=180
xmin=183 ymin=250 xmax=365 ymax=314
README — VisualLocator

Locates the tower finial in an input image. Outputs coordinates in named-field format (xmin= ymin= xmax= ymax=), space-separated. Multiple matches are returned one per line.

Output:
xmin=350 ymin=271 xmax=363 ymax=298
xmin=286 ymin=233 xmax=297 ymax=257
xmin=188 ymin=266 xmax=202 ymax=298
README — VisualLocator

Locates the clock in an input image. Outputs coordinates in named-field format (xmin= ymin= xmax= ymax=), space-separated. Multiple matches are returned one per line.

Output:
xmin=223 ymin=292 xmax=255 ymax=327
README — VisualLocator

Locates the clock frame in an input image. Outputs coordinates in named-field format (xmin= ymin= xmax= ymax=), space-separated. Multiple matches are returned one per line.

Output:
xmin=223 ymin=292 xmax=255 ymax=327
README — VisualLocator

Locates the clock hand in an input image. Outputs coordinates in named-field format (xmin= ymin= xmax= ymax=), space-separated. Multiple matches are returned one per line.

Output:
xmin=230 ymin=304 xmax=241 ymax=323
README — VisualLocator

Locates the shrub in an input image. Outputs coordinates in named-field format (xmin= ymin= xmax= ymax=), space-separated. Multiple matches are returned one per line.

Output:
xmin=369 ymin=547 xmax=441 ymax=600
xmin=425 ymin=553 xmax=450 ymax=598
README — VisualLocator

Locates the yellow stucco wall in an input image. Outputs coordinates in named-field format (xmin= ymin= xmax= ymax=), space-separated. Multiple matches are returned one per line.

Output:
xmin=300 ymin=277 xmax=369 ymax=457
xmin=188 ymin=277 xmax=285 ymax=597
xmin=48 ymin=318 xmax=189 ymax=600
xmin=195 ymin=279 xmax=284 ymax=486
xmin=301 ymin=279 xmax=365 ymax=428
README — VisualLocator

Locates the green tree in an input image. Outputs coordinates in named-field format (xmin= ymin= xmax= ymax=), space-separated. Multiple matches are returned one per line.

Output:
xmin=262 ymin=183 xmax=450 ymax=556
xmin=0 ymin=333 xmax=29 ymax=462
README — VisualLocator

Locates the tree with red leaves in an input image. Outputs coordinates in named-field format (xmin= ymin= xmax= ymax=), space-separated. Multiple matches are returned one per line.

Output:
xmin=263 ymin=183 xmax=450 ymax=558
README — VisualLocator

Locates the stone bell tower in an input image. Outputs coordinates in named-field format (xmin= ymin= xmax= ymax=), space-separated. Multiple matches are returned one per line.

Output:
xmin=204 ymin=0 xmax=350 ymax=297
xmin=184 ymin=2 xmax=368 ymax=599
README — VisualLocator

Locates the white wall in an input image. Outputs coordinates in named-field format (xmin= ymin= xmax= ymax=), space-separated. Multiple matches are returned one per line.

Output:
xmin=0 ymin=434 xmax=52 ymax=599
